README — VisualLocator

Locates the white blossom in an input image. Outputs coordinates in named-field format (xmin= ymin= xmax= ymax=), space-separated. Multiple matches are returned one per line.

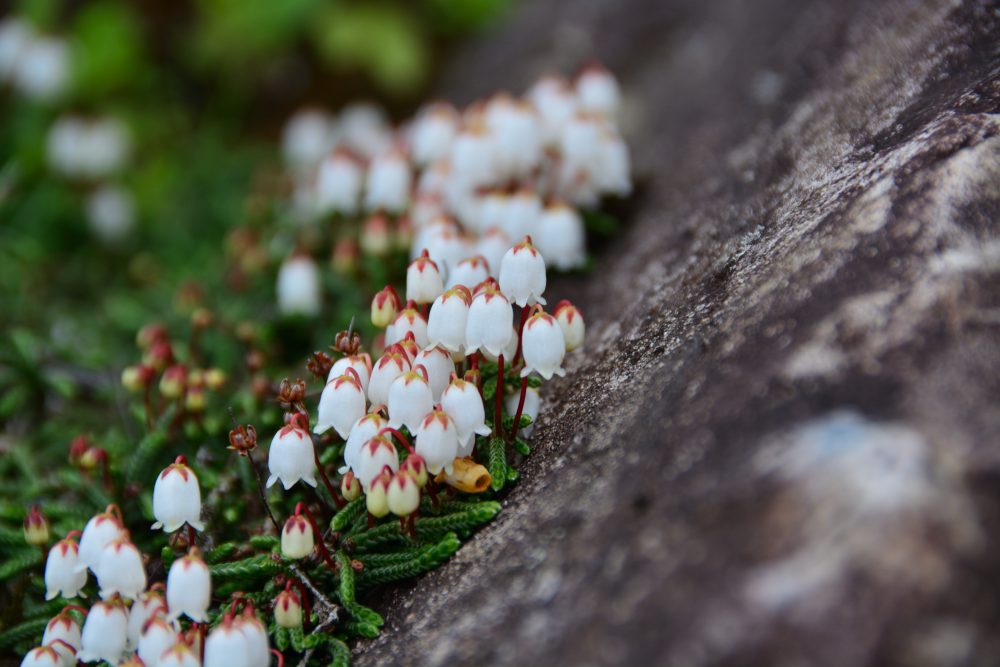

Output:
xmin=314 ymin=371 xmax=367 ymax=439
xmin=465 ymin=282 xmax=513 ymax=358
xmin=44 ymin=537 xmax=87 ymax=600
xmin=267 ymin=417 xmax=318 ymax=490
xmin=441 ymin=376 xmax=491 ymax=455
xmin=387 ymin=368 xmax=434 ymax=433
xmin=95 ymin=537 xmax=147 ymax=600
xmin=415 ymin=408 xmax=459 ymax=475
xmin=535 ymin=203 xmax=586 ymax=270
xmin=166 ymin=549 xmax=211 ymax=622
xmin=498 ymin=236 xmax=547 ymax=307
xmin=79 ymin=598 xmax=129 ymax=664
xmin=355 ymin=436 xmax=399 ymax=492
xmin=276 ymin=254 xmax=321 ymax=317
xmin=152 ymin=458 xmax=204 ymax=532
xmin=520 ymin=310 xmax=566 ymax=380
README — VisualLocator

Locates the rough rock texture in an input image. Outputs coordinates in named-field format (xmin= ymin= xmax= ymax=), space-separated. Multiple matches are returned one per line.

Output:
xmin=357 ymin=1 xmax=1000 ymax=665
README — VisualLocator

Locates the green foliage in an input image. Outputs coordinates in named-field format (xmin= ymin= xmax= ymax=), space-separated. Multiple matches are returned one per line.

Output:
xmin=487 ymin=436 xmax=507 ymax=492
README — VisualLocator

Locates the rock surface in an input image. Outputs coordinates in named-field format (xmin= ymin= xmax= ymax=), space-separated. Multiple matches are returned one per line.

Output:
xmin=356 ymin=1 xmax=1000 ymax=665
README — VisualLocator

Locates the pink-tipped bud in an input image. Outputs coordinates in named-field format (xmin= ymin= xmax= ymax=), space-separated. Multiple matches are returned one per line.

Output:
xmin=121 ymin=364 xmax=154 ymax=393
xmin=402 ymin=453 xmax=428 ymax=488
xmin=341 ymin=470 xmax=362 ymax=501
xmin=159 ymin=365 xmax=186 ymax=399
xmin=387 ymin=471 xmax=421 ymax=517
xmin=371 ymin=286 xmax=400 ymax=328
xmin=553 ymin=300 xmax=585 ymax=351
xmin=366 ymin=470 xmax=392 ymax=518
xmin=274 ymin=589 xmax=303 ymax=629
xmin=24 ymin=506 xmax=50 ymax=547
xmin=281 ymin=515 xmax=314 ymax=560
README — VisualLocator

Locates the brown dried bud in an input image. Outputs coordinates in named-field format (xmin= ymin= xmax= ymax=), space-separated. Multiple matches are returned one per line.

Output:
xmin=245 ymin=350 xmax=265 ymax=373
xmin=306 ymin=351 xmax=335 ymax=381
xmin=251 ymin=375 xmax=271 ymax=401
xmin=333 ymin=330 xmax=362 ymax=356
xmin=277 ymin=378 xmax=307 ymax=410
xmin=229 ymin=424 xmax=258 ymax=456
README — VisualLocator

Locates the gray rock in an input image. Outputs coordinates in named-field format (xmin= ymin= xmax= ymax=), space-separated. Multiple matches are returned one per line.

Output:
xmin=356 ymin=0 xmax=1000 ymax=665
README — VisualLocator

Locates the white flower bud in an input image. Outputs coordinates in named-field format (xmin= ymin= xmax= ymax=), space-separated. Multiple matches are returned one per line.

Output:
xmin=536 ymin=203 xmax=586 ymax=270
xmin=422 ymin=226 xmax=472 ymax=279
xmin=385 ymin=304 xmax=429 ymax=348
xmin=316 ymin=149 xmax=363 ymax=215
xmin=159 ymin=642 xmax=201 ymax=667
xmin=366 ymin=471 xmax=392 ymax=518
xmin=19 ymin=646 xmax=65 ymax=667
xmin=365 ymin=149 xmax=411 ymax=214
xmin=205 ymin=618 xmax=249 ymax=667
xmin=42 ymin=611 xmax=81 ymax=662
xmin=360 ymin=213 xmax=392 ymax=256
xmin=498 ymin=236 xmax=547 ymax=307
xmin=314 ymin=371 xmax=367 ymax=440
xmin=79 ymin=598 xmax=129 ymax=664
xmin=367 ymin=347 xmax=411 ymax=407
xmin=14 ymin=36 xmax=68 ymax=102
xmin=282 ymin=109 xmax=336 ymax=170
xmin=528 ymin=75 xmax=577 ymax=146
xmin=95 ymin=536 xmax=147 ymax=600
xmin=465 ymin=282 xmax=513 ymax=358
xmin=521 ymin=310 xmax=566 ymax=380
xmin=76 ymin=509 xmax=124 ymax=574
xmin=267 ymin=416 xmax=318 ymax=490
xmin=327 ymin=353 xmax=373 ymax=392
xmin=426 ymin=287 xmax=471 ymax=354
xmin=406 ymin=250 xmax=445 ymax=304
xmin=86 ymin=184 xmax=135 ymax=245
xmin=355 ymin=436 xmax=399 ymax=492
xmin=274 ymin=589 xmax=303 ymax=629
xmin=415 ymin=408 xmax=459 ymax=475
xmin=596 ymin=128 xmax=631 ymax=196
xmin=276 ymin=254 xmax=321 ymax=317
xmin=487 ymin=97 xmax=542 ymax=179
xmin=127 ymin=590 xmax=166 ymax=650
xmin=446 ymin=256 xmax=490 ymax=291
xmin=281 ymin=515 xmax=314 ymax=560
xmin=236 ymin=613 xmax=270 ymax=667
xmin=559 ymin=113 xmax=602 ymax=193
xmin=44 ymin=537 xmax=87 ymax=600
xmin=0 ymin=19 xmax=32 ymax=82
xmin=152 ymin=458 xmax=205 ymax=533
xmin=411 ymin=103 xmax=458 ymax=166
xmin=342 ymin=411 xmax=388 ymax=475
xmin=387 ymin=368 xmax=434 ymax=433
xmin=450 ymin=128 xmax=495 ymax=188
xmin=477 ymin=191 xmax=508 ymax=237
xmin=475 ymin=227 xmax=511 ymax=279
xmin=340 ymin=102 xmax=392 ymax=160
xmin=505 ymin=386 xmax=541 ymax=437
xmin=387 ymin=471 xmax=421 ymax=517
xmin=554 ymin=300 xmax=585 ymax=351
xmin=501 ymin=189 xmax=542 ymax=242
xmin=137 ymin=616 xmax=175 ymax=667
xmin=441 ymin=376 xmax=491 ymax=456
xmin=414 ymin=346 xmax=455 ymax=403
xmin=480 ymin=324 xmax=518 ymax=364
xmin=166 ymin=549 xmax=211 ymax=622
xmin=576 ymin=63 xmax=621 ymax=118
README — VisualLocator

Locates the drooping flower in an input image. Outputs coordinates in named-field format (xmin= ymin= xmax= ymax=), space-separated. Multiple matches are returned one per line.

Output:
xmin=535 ymin=203 xmax=586 ymax=271
xmin=158 ymin=642 xmax=201 ymax=667
xmin=276 ymin=254 xmax=321 ymax=316
xmin=151 ymin=456 xmax=204 ymax=533
xmin=42 ymin=610 xmax=82 ymax=662
xmin=127 ymin=588 xmax=166 ymax=650
xmin=576 ymin=62 xmax=621 ymax=119
xmin=327 ymin=352 xmax=373 ymax=392
xmin=553 ymin=300 xmax=585 ymax=351
xmin=387 ymin=367 xmax=434 ymax=433
xmin=281 ymin=515 xmax=314 ymax=560
xmin=505 ymin=386 xmax=541 ymax=438
xmin=427 ymin=287 xmax=471 ymax=354
xmin=78 ymin=596 xmax=129 ymax=664
xmin=385 ymin=302 xmax=429 ymax=348
xmin=366 ymin=469 xmax=392 ymax=518
xmin=342 ymin=411 xmax=388 ymax=475
xmin=411 ymin=102 xmax=459 ymax=167
xmin=365 ymin=148 xmax=411 ymax=214
xmin=274 ymin=587 xmax=303 ymax=629
xmin=166 ymin=548 xmax=211 ymax=622
xmin=387 ymin=471 xmax=421 ymax=517
xmin=354 ymin=436 xmax=399 ymax=492
xmin=314 ymin=370 xmax=367 ymax=440
xmin=23 ymin=505 xmax=49 ymax=546
xmin=204 ymin=616 xmax=250 ymax=667
xmin=234 ymin=608 xmax=270 ymax=667
xmin=446 ymin=255 xmax=490 ymax=291
xmin=341 ymin=470 xmax=362 ymax=501
xmin=95 ymin=535 xmax=147 ymax=600
xmin=498 ymin=236 xmax=547 ymax=307
xmin=137 ymin=616 xmax=174 ymax=667
xmin=414 ymin=346 xmax=456 ymax=403
xmin=415 ymin=408 xmax=459 ymax=475
xmin=406 ymin=249 xmax=445 ymax=305
xmin=520 ymin=310 xmax=567 ymax=380
xmin=475 ymin=227 xmax=511 ymax=279
xmin=465 ymin=281 xmax=513 ymax=358
xmin=441 ymin=376 xmax=491 ymax=456
xmin=76 ymin=507 xmax=124 ymax=574
xmin=44 ymin=535 xmax=87 ymax=600
xmin=371 ymin=285 xmax=401 ymax=328
xmin=501 ymin=189 xmax=542 ymax=243
xmin=366 ymin=346 xmax=411 ymax=407
xmin=267 ymin=413 xmax=318 ymax=490
xmin=19 ymin=645 xmax=66 ymax=667
xmin=316 ymin=149 xmax=363 ymax=215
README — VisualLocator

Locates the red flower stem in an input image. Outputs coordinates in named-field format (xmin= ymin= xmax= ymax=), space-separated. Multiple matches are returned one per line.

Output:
xmin=244 ymin=450 xmax=280 ymax=533
xmin=378 ymin=427 xmax=415 ymax=454
xmin=287 ymin=579 xmax=311 ymax=631
xmin=199 ymin=622 xmax=206 ymax=663
xmin=61 ymin=604 xmax=88 ymax=616
xmin=64 ymin=530 xmax=82 ymax=541
xmin=493 ymin=354 xmax=504 ymax=438
xmin=187 ymin=524 xmax=197 ymax=548
xmin=509 ymin=376 xmax=529 ymax=443
xmin=270 ymin=649 xmax=285 ymax=667
xmin=511 ymin=307 xmax=530 ymax=366
xmin=294 ymin=503 xmax=337 ymax=571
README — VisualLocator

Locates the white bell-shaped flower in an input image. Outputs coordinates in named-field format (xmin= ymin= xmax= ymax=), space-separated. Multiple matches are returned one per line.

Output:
xmin=234 ymin=609 xmax=270 ymax=667
xmin=501 ymin=190 xmax=542 ymax=242
xmin=476 ymin=191 xmax=508 ymax=237
xmin=340 ymin=102 xmax=391 ymax=160
xmin=44 ymin=537 xmax=87 ymax=600
xmin=424 ymin=226 xmax=472 ymax=277
xmin=42 ymin=611 xmax=81 ymax=662
xmin=127 ymin=590 xmax=166 ymax=649
xmin=152 ymin=456 xmax=204 ymax=533
xmin=387 ymin=471 xmax=421 ymax=517
xmin=205 ymin=616 xmax=249 ymax=667
xmin=316 ymin=149 xmax=363 ymax=215
xmin=528 ymin=75 xmax=578 ymax=146
xmin=76 ymin=507 xmax=124 ymax=574
xmin=406 ymin=249 xmax=445 ymax=304
xmin=475 ymin=227 xmax=510 ymax=279
xmin=95 ymin=535 xmax=146 ymax=600
xmin=411 ymin=103 xmax=458 ymax=166
xmin=505 ymin=386 xmax=541 ymax=437
xmin=520 ymin=310 xmax=566 ymax=380
xmin=166 ymin=548 xmax=211 ymax=622
xmin=414 ymin=346 xmax=455 ymax=403
xmin=19 ymin=646 xmax=65 ymax=667
xmin=396 ymin=331 xmax=420 ymax=365
xmin=137 ymin=616 xmax=174 ymax=667
xmin=554 ymin=300 xmax=585 ymax=351
xmin=281 ymin=515 xmax=314 ymax=560
xmin=14 ymin=36 xmax=69 ymax=102
xmin=360 ymin=213 xmax=392 ymax=256
xmin=481 ymin=323 xmax=519 ymax=364
xmin=426 ymin=287 xmax=471 ymax=354
xmin=355 ymin=436 xmax=399 ymax=492
xmin=327 ymin=353 xmax=372 ymax=392
xmin=441 ymin=376 xmax=491 ymax=456
xmin=488 ymin=98 xmax=542 ymax=179
xmin=385 ymin=303 xmax=429 ymax=348
xmin=596 ymin=128 xmax=631 ymax=196
xmin=365 ymin=149 xmax=411 ymax=214
xmin=314 ymin=370 xmax=367 ymax=439
xmin=465 ymin=282 xmax=513 ymax=358
xmin=159 ymin=642 xmax=201 ymax=667
xmin=450 ymin=127 xmax=495 ymax=188
xmin=387 ymin=367 xmax=434 ymax=433
xmin=342 ymin=411 xmax=388 ymax=475
xmin=367 ymin=346 xmax=410 ymax=406
xmin=415 ymin=408 xmax=459 ymax=475
xmin=281 ymin=108 xmax=336 ymax=170
xmin=446 ymin=256 xmax=490 ymax=290
xmin=86 ymin=184 xmax=135 ymax=246
xmin=267 ymin=414 xmax=318 ymax=490
xmin=576 ymin=62 xmax=621 ymax=118
xmin=498 ymin=236 xmax=547 ymax=307
xmin=276 ymin=254 xmax=321 ymax=317
xmin=536 ymin=203 xmax=586 ymax=270
xmin=78 ymin=597 xmax=129 ymax=664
